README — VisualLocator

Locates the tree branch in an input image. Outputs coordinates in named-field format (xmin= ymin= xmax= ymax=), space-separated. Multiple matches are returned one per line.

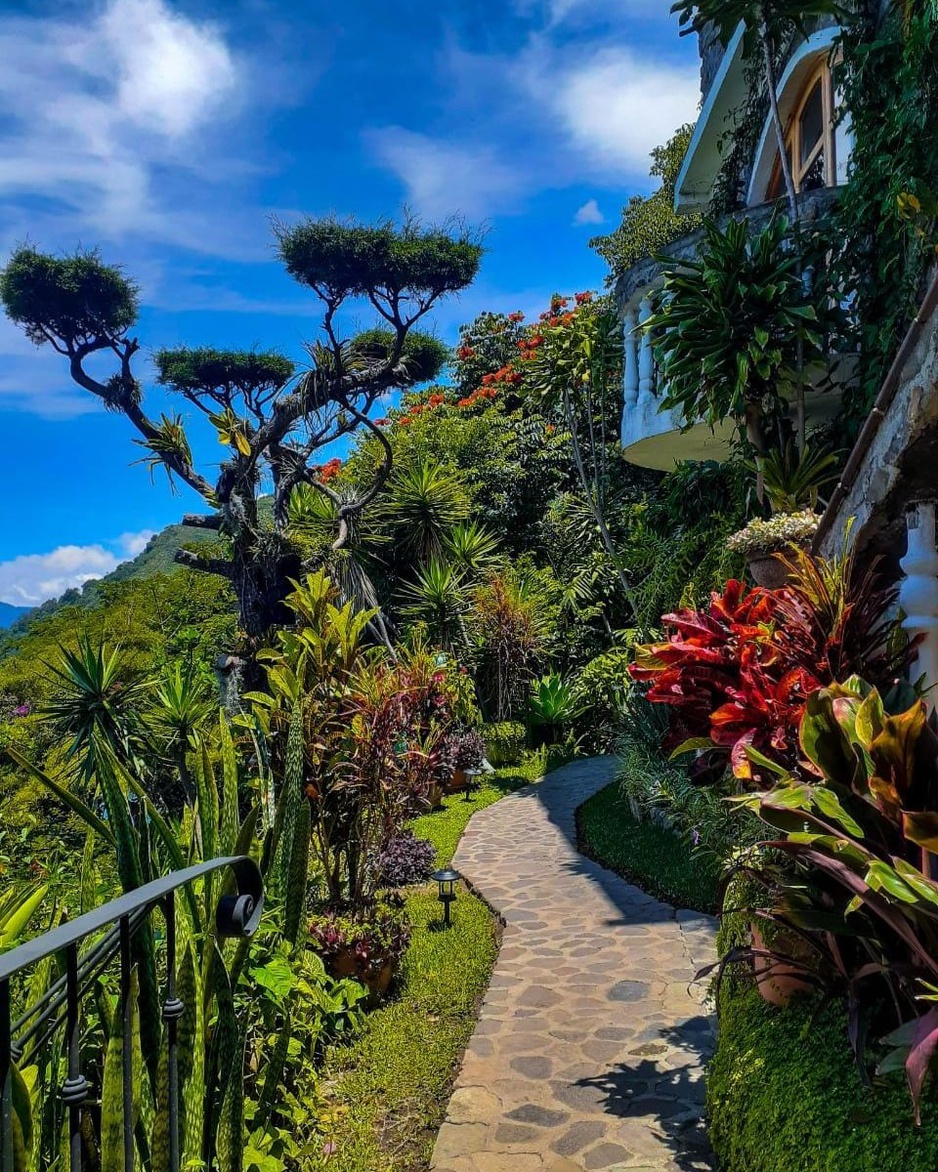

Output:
xmin=173 ymin=549 xmax=233 ymax=578
xmin=182 ymin=514 xmax=222 ymax=530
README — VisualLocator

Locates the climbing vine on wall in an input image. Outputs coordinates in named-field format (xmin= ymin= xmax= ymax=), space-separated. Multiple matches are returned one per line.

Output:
xmin=832 ymin=0 xmax=938 ymax=428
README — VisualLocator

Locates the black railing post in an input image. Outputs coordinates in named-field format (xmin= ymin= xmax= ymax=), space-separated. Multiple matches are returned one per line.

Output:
xmin=0 ymin=979 xmax=12 ymax=1172
xmin=162 ymin=892 xmax=184 ymax=1172
xmin=119 ymin=916 xmax=135 ymax=1172
xmin=61 ymin=943 xmax=91 ymax=1172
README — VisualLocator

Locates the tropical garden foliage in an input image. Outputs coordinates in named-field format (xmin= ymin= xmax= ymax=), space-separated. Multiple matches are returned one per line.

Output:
xmin=4 ymin=2 xmax=938 ymax=1169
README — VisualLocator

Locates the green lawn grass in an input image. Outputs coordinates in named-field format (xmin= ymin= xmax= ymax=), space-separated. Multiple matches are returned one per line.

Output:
xmin=577 ymin=780 xmax=721 ymax=914
xmin=309 ymin=758 xmax=547 ymax=1171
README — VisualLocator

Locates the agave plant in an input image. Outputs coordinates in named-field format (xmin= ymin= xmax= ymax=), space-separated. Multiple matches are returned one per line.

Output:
xmin=527 ymin=675 xmax=581 ymax=745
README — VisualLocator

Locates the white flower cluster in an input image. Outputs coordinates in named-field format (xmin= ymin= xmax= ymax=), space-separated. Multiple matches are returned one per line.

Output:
xmin=727 ymin=510 xmax=820 ymax=557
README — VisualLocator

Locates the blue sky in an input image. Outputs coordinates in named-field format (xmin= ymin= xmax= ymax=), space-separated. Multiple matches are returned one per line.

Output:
xmin=0 ymin=0 xmax=699 ymax=606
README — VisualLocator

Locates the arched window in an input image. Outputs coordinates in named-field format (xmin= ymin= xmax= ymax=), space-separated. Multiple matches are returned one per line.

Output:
xmin=764 ymin=55 xmax=849 ymax=201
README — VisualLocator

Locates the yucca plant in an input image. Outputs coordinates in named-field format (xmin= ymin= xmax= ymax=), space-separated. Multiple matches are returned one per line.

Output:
xmin=41 ymin=636 xmax=146 ymax=784
xmin=443 ymin=521 xmax=502 ymax=575
xmin=399 ymin=559 xmax=469 ymax=652
xmin=382 ymin=461 xmax=470 ymax=564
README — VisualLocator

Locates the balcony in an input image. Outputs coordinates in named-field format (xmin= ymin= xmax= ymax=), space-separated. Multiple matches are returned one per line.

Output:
xmin=617 ymin=191 xmax=843 ymax=471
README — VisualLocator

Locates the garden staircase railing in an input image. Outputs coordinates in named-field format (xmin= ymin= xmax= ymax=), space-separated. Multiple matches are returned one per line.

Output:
xmin=0 ymin=856 xmax=263 ymax=1172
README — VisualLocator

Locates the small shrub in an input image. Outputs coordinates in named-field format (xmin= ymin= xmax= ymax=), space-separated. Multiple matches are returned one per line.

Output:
xmin=572 ymin=647 xmax=634 ymax=752
xmin=377 ymin=830 xmax=437 ymax=888
xmin=482 ymin=721 xmax=526 ymax=766
xmin=448 ymin=727 xmax=486 ymax=771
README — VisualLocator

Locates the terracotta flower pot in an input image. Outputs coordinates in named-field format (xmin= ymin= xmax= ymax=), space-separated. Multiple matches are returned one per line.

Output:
xmin=750 ymin=924 xmax=813 ymax=1006
xmin=445 ymin=768 xmax=469 ymax=793
xmin=329 ymin=947 xmax=397 ymax=1004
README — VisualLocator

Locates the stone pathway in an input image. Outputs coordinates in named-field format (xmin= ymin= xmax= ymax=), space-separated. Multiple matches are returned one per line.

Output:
xmin=431 ymin=756 xmax=718 ymax=1172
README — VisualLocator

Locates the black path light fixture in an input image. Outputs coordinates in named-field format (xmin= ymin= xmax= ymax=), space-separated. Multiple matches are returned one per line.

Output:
xmin=432 ymin=868 xmax=460 ymax=928
xmin=463 ymin=766 xmax=483 ymax=802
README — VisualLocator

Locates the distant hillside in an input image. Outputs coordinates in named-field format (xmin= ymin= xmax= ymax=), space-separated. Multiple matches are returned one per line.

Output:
xmin=0 ymin=602 xmax=32 ymax=629
xmin=0 ymin=522 xmax=220 ymax=648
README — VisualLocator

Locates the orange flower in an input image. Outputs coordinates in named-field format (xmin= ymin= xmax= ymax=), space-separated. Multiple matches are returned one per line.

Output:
xmin=574 ymin=291 xmax=593 ymax=304
xmin=508 ymin=311 xmax=525 ymax=322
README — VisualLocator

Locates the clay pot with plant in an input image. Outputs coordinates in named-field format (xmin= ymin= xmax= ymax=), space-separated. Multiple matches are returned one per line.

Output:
xmin=308 ymin=893 xmax=412 ymax=1004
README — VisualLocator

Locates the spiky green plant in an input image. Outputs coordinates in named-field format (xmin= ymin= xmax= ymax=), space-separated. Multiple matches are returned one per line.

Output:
xmin=399 ymin=559 xmax=469 ymax=652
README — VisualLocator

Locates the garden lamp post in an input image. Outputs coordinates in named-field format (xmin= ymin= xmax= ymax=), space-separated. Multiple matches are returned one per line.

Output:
xmin=432 ymin=868 xmax=460 ymax=928
xmin=463 ymin=767 xmax=482 ymax=802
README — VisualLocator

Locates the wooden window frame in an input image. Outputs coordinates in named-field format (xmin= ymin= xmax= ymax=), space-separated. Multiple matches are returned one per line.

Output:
xmin=767 ymin=55 xmax=842 ymax=200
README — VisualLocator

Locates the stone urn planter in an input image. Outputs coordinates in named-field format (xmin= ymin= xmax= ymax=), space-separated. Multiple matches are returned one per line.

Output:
xmin=750 ymin=924 xmax=813 ymax=1006
xmin=747 ymin=551 xmax=796 ymax=590
xmin=728 ymin=512 xmax=820 ymax=590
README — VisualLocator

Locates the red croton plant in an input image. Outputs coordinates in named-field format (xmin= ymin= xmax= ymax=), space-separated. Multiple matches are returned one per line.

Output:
xmin=630 ymin=544 xmax=915 ymax=785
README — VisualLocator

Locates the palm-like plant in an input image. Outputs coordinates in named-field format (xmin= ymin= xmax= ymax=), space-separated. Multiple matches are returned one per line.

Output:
xmin=648 ymin=215 xmax=826 ymax=453
xmin=399 ymin=559 xmax=469 ymax=652
xmin=744 ymin=439 xmax=841 ymax=513
xmin=148 ymin=662 xmax=214 ymax=801
xmin=383 ymin=461 xmax=471 ymax=564
xmin=443 ymin=521 xmax=501 ymax=575
xmin=41 ymin=636 xmax=145 ymax=782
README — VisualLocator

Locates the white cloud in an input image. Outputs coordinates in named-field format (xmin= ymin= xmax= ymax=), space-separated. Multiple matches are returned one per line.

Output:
xmin=118 ymin=530 xmax=156 ymax=558
xmin=364 ymin=127 xmax=523 ymax=220
xmin=0 ymin=530 xmax=155 ymax=606
xmin=526 ymin=45 xmax=700 ymax=179
xmin=573 ymin=198 xmax=604 ymax=226
xmin=0 ymin=0 xmax=242 ymax=248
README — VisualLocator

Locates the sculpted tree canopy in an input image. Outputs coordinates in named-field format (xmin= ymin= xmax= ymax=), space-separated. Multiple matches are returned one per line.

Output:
xmin=1 ymin=218 xmax=482 ymax=640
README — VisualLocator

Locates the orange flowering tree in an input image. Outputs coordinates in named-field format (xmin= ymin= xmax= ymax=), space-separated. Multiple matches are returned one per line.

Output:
xmin=522 ymin=294 xmax=634 ymax=609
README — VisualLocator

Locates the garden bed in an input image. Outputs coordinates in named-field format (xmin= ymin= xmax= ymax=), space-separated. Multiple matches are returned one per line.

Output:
xmin=576 ymin=780 xmax=721 ymax=914
xmin=310 ymin=759 xmax=549 ymax=1170
xmin=709 ymin=980 xmax=938 ymax=1172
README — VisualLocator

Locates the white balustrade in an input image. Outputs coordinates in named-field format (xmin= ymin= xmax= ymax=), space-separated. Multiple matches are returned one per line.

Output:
xmin=623 ymin=308 xmax=639 ymax=412
xmin=637 ymin=297 xmax=655 ymax=407
xmin=900 ymin=502 xmax=938 ymax=710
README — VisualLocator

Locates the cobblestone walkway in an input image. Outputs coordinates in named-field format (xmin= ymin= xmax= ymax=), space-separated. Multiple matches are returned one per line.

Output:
xmin=431 ymin=756 xmax=718 ymax=1172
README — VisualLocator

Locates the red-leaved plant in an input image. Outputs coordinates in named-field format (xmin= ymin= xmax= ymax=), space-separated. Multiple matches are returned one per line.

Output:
xmin=630 ymin=544 xmax=914 ymax=785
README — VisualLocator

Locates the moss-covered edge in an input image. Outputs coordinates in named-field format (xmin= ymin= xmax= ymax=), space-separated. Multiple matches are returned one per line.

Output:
xmin=708 ymin=979 xmax=938 ymax=1172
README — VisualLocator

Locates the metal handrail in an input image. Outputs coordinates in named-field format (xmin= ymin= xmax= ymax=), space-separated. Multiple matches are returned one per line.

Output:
xmin=0 ymin=855 xmax=264 ymax=1172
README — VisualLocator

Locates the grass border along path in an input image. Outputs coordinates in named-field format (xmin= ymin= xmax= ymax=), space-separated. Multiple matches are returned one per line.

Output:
xmin=312 ymin=758 xmax=551 ymax=1172
xmin=577 ymin=779 xmax=721 ymax=915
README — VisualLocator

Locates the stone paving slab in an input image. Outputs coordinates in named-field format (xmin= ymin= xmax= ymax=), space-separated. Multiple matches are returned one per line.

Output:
xmin=431 ymin=757 xmax=718 ymax=1172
